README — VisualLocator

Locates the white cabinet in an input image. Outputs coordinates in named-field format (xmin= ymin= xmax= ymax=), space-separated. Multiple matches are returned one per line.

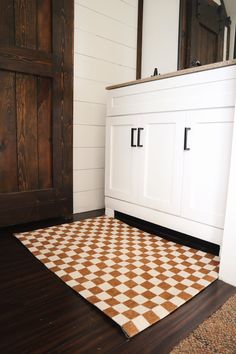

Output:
xmin=138 ymin=112 xmax=185 ymax=215
xmin=105 ymin=116 xmax=140 ymax=203
xmin=181 ymin=109 xmax=234 ymax=229
xmin=106 ymin=112 xmax=185 ymax=215
xmin=105 ymin=65 xmax=236 ymax=244
xmin=106 ymin=108 xmax=234 ymax=230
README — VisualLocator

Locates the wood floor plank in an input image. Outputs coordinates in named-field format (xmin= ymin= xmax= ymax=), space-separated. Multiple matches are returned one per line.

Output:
xmin=0 ymin=234 xmax=126 ymax=354
xmin=0 ymin=213 xmax=235 ymax=354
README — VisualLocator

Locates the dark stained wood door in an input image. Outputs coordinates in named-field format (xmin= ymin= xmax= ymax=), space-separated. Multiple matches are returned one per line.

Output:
xmin=179 ymin=0 xmax=229 ymax=69
xmin=0 ymin=0 xmax=73 ymax=227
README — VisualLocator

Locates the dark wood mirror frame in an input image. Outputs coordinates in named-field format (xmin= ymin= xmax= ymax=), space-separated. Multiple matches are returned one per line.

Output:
xmin=136 ymin=0 xmax=143 ymax=79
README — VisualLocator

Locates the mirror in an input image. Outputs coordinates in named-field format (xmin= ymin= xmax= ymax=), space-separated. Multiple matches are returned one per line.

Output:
xmin=137 ymin=0 xmax=236 ymax=79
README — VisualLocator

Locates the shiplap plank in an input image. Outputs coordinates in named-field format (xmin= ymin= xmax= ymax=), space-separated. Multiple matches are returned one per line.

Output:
xmin=74 ymin=29 xmax=136 ymax=68
xmin=74 ymin=77 xmax=107 ymax=104
xmin=75 ymin=0 xmax=137 ymax=28
xmin=74 ymin=4 xmax=137 ymax=48
xmin=73 ymin=169 xmax=104 ymax=192
xmin=73 ymin=101 xmax=106 ymax=126
xmin=73 ymin=189 xmax=105 ymax=213
xmin=74 ymin=54 xmax=135 ymax=84
xmin=74 ymin=125 xmax=105 ymax=148
xmin=73 ymin=148 xmax=105 ymax=170
xmin=121 ymin=0 xmax=138 ymax=8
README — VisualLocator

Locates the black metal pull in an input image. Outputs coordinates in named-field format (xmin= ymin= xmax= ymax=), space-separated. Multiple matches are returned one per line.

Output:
xmin=184 ymin=127 xmax=191 ymax=151
xmin=137 ymin=128 xmax=144 ymax=147
xmin=131 ymin=128 xmax=137 ymax=147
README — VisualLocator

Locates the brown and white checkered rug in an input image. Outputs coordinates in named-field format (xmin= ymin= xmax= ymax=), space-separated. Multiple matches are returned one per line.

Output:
xmin=15 ymin=216 xmax=219 ymax=337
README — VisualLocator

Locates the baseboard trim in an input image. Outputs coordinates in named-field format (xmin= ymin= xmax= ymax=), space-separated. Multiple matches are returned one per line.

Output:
xmin=115 ymin=211 xmax=220 ymax=256
xmin=73 ymin=209 xmax=105 ymax=221
xmin=0 ymin=209 xmax=105 ymax=235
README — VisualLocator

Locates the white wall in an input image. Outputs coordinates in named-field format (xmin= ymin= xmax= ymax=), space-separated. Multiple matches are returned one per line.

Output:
xmin=141 ymin=0 xmax=180 ymax=78
xmin=73 ymin=0 xmax=138 ymax=213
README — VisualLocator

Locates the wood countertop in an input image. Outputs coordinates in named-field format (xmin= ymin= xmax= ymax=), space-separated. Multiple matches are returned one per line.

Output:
xmin=106 ymin=60 xmax=236 ymax=90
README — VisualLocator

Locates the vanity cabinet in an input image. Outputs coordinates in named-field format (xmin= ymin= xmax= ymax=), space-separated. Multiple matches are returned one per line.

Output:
xmin=105 ymin=64 xmax=236 ymax=245
xmin=106 ymin=108 xmax=233 ymax=228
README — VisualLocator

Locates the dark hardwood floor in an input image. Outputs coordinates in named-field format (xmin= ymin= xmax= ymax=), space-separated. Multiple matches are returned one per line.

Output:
xmin=0 ymin=211 xmax=235 ymax=354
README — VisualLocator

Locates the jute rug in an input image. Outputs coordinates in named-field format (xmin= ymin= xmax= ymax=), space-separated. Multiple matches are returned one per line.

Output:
xmin=15 ymin=216 xmax=219 ymax=337
xmin=171 ymin=293 xmax=236 ymax=354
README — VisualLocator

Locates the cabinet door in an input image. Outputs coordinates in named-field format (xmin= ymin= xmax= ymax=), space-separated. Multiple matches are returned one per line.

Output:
xmin=138 ymin=112 xmax=185 ymax=215
xmin=181 ymin=108 xmax=234 ymax=228
xmin=105 ymin=116 xmax=140 ymax=203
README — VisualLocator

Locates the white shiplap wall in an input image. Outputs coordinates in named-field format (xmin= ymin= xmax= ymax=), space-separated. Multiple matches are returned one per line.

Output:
xmin=73 ymin=0 xmax=138 ymax=213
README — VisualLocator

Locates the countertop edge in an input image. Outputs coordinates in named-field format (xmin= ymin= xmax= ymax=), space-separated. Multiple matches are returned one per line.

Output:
xmin=106 ymin=60 xmax=236 ymax=91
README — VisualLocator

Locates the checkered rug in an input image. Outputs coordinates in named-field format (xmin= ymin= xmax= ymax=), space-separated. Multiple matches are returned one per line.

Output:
xmin=15 ymin=216 xmax=219 ymax=337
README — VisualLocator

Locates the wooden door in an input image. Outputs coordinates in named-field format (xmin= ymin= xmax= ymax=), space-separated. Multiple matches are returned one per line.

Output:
xmin=138 ymin=112 xmax=185 ymax=216
xmin=105 ymin=116 xmax=140 ymax=204
xmin=0 ymin=0 xmax=73 ymax=227
xmin=181 ymin=108 xmax=234 ymax=229
xmin=179 ymin=0 xmax=229 ymax=69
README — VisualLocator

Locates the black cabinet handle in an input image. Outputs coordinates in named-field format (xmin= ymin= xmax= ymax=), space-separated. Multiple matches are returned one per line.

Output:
xmin=131 ymin=128 xmax=137 ymax=147
xmin=137 ymin=128 xmax=144 ymax=147
xmin=184 ymin=127 xmax=191 ymax=151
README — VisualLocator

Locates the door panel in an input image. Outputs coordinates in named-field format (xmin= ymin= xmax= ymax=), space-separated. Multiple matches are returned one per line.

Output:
xmin=192 ymin=0 xmax=225 ymax=66
xmin=197 ymin=24 xmax=217 ymax=64
xmin=16 ymin=73 xmax=39 ymax=191
xmin=37 ymin=77 xmax=53 ymax=189
xmin=0 ymin=0 xmax=73 ymax=227
xmin=181 ymin=108 xmax=234 ymax=228
xmin=105 ymin=117 xmax=139 ymax=203
xmin=138 ymin=112 xmax=185 ymax=215
xmin=15 ymin=0 xmax=37 ymax=49
xmin=37 ymin=0 xmax=52 ymax=52
xmin=110 ymin=125 xmax=134 ymax=197
xmin=0 ymin=0 xmax=15 ymax=47
xmin=0 ymin=70 xmax=18 ymax=193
